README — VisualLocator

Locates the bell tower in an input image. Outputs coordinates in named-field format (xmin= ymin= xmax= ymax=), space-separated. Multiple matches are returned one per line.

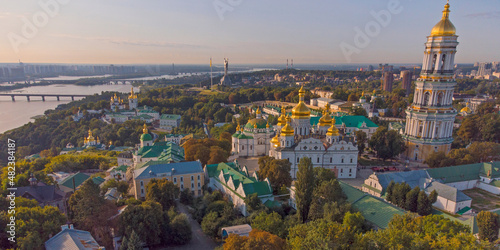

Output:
xmin=403 ymin=1 xmax=458 ymax=162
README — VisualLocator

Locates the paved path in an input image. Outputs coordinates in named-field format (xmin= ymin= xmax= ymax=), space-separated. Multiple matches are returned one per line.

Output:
xmin=165 ymin=201 xmax=218 ymax=250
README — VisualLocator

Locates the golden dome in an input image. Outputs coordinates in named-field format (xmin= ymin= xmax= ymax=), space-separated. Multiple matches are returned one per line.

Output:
xmin=143 ymin=124 xmax=149 ymax=134
xmin=277 ymin=106 xmax=287 ymax=126
xmin=281 ymin=116 xmax=295 ymax=136
xmin=430 ymin=3 xmax=456 ymax=37
xmin=256 ymin=108 xmax=261 ymax=115
xmin=266 ymin=122 xmax=270 ymax=129
xmin=318 ymin=109 xmax=332 ymax=127
xmin=326 ymin=119 xmax=339 ymax=137
xmin=460 ymin=107 xmax=472 ymax=113
xmin=271 ymin=133 xmax=280 ymax=148
xmin=129 ymin=87 xmax=137 ymax=99
xmin=254 ymin=123 xmax=258 ymax=129
xmin=292 ymin=86 xmax=310 ymax=119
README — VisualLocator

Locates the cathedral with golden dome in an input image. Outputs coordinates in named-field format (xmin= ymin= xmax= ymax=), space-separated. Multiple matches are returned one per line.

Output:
xmin=269 ymin=86 xmax=358 ymax=179
xmin=402 ymin=1 xmax=460 ymax=162
xmin=232 ymin=86 xmax=359 ymax=179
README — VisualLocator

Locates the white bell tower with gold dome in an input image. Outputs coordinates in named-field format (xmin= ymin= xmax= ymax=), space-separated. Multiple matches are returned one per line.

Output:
xmin=403 ymin=1 xmax=458 ymax=162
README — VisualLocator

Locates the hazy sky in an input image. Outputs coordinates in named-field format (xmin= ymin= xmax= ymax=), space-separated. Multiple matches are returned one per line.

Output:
xmin=1 ymin=0 xmax=499 ymax=65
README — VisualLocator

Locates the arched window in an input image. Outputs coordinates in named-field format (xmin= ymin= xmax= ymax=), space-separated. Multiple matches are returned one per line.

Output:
xmin=432 ymin=54 xmax=437 ymax=73
xmin=423 ymin=92 xmax=430 ymax=106
xmin=437 ymin=92 xmax=444 ymax=106
xmin=441 ymin=54 xmax=446 ymax=73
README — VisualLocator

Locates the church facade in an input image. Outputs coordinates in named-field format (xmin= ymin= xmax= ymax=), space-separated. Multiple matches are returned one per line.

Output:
xmin=270 ymin=86 xmax=359 ymax=179
xmin=231 ymin=108 xmax=274 ymax=157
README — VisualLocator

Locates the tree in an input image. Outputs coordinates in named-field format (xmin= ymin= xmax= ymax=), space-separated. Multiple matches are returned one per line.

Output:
xmin=180 ymin=188 xmax=194 ymax=205
xmin=267 ymin=159 xmax=292 ymax=193
xmin=417 ymin=191 xmax=432 ymax=216
xmin=343 ymin=212 xmax=366 ymax=233
xmin=405 ymin=187 xmax=420 ymax=212
xmin=145 ymin=179 xmax=179 ymax=210
xmin=323 ymin=202 xmax=352 ymax=223
xmin=170 ymin=214 xmax=192 ymax=245
xmin=127 ymin=230 xmax=142 ymax=250
xmin=295 ymin=157 xmax=315 ymax=223
xmin=477 ymin=211 xmax=500 ymax=242
xmin=313 ymin=167 xmax=337 ymax=187
xmin=68 ymin=179 xmax=117 ymax=247
xmin=4 ymin=206 xmax=66 ymax=250
xmin=368 ymin=127 xmax=406 ymax=160
xmin=207 ymin=146 xmax=229 ymax=165
xmin=201 ymin=211 xmax=225 ymax=238
xmin=251 ymin=212 xmax=286 ymax=238
xmin=119 ymin=236 xmax=128 ymax=250
xmin=245 ymin=193 xmax=264 ymax=213
xmin=257 ymin=157 xmax=292 ymax=194
xmin=119 ymin=201 xmax=166 ymax=246
xmin=424 ymin=151 xmax=455 ymax=168
xmin=355 ymin=130 xmax=367 ymax=154
xmin=223 ymin=229 xmax=286 ymax=250
xmin=386 ymin=181 xmax=395 ymax=204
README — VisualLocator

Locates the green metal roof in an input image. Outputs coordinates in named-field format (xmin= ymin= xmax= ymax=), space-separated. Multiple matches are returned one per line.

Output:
xmin=59 ymin=173 xmax=91 ymax=189
xmin=309 ymin=115 xmax=378 ymax=129
xmin=426 ymin=162 xmax=494 ymax=184
xmin=339 ymin=181 xmax=405 ymax=229
xmin=115 ymin=165 xmax=129 ymax=172
xmin=206 ymin=162 xmax=272 ymax=197
xmin=136 ymin=141 xmax=185 ymax=162
xmin=244 ymin=118 xmax=268 ymax=129
xmin=456 ymin=206 xmax=471 ymax=215
xmin=141 ymin=133 xmax=153 ymax=141
xmin=264 ymin=199 xmax=281 ymax=208
xmin=160 ymin=114 xmax=181 ymax=120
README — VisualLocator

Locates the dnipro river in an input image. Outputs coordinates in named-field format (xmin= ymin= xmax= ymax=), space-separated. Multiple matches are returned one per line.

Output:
xmin=0 ymin=83 xmax=138 ymax=134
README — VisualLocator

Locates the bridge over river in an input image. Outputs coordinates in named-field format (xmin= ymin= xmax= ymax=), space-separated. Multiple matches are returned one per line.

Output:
xmin=0 ymin=93 xmax=91 ymax=101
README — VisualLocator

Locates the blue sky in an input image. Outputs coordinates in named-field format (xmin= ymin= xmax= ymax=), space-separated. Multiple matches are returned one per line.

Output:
xmin=1 ymin=0 xmax=499 ymax=64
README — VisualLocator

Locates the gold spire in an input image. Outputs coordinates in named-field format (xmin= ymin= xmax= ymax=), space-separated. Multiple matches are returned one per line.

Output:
xmin=256 ymin=108 xmax=261 ymax=115
xmin=326 ymin=119 xmax=339 ymax=137
xmin=277 ymin=105 xmax=287 ymax=126
xmin=143 ymin=124 xmax=149 ymax=134
xmin=271 ymin=133 xmax=280 ymax=148
xmin=281 ymin=116 xmax=295 ymax=136
xmin=266 ymin=122 xmax=270 ymax=129
xmin=430 ymin=1 xmax=456 ymax=37
xmin=318 ymin=106 xmax=332 ymax=127
xmin=236 ymin=122 xmax=241 ymax=131
xmin=129 ymin=87 xmax=137 ymax=99
xmin=291 ymin=86 xmax=311 ymax=119
xmin=254 ymin=123 xmax=257 ymax=129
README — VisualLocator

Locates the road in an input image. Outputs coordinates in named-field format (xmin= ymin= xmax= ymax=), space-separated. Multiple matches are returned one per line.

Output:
xmin=165 ymin=201 xmax=218 ymax=250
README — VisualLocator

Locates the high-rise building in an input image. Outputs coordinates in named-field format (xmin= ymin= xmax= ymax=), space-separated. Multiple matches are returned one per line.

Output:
xmin=478 ymin=63 xmax=492 ymax=76
xmin=383 ymin=71 xmax=394 ymax=92
xmin=403 ymin=2 xmax=458 ymax=162
xmin=401 ymin=70 xmax=413 ymax=95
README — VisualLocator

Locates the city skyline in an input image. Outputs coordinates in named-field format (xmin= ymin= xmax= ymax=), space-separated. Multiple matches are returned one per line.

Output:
xmin=1 ymin=0 xmax=499 ymax=64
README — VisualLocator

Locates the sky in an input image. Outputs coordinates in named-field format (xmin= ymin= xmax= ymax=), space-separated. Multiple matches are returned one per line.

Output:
xmin=1 ymin=0 xmax=499 ymax=65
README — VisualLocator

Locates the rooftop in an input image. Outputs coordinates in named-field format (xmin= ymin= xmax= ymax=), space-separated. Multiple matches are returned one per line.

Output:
xmin=134 ymin=161 xmax=203 ymax=180
xmin=45 ymin=228 xmax=103 ymax=250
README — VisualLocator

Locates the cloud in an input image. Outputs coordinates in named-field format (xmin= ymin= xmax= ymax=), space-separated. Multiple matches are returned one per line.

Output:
xmin=49 ymin=34 xmax=208 ymax=49
xmin=464 ymin=11 xmax=500 ymax=19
